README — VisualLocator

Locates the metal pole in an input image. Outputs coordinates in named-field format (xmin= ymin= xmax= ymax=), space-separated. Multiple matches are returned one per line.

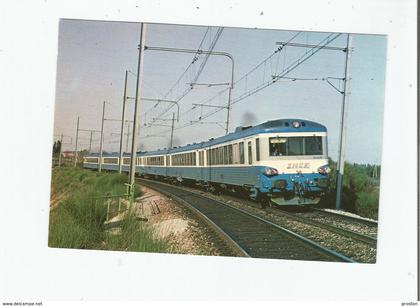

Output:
xmin=170 ymin=112 xmax=175 ymax=149
xmin=275 ymin=41 xmax=347 ymax=51
xmin=225 ymin=55 xmax=234 ymax=134
xmin=144 ymin=46 xmax=234 ymax=128
xmin=58 ymin=134 xmax=63 ymax=167
xmin=141 ymin=98 xmax=180 ymax=122
xmin=225 ymin=72 xmax=234 ymax=134
xmin=89 ymin=130 xmax=93 ymax=152
xmin=335 ymin=34 xmax=352 ymax=210
xmin=126 ymin=122 xmax=130 ymax=153
xmin=73 ymin=116 xmax=79 ymax=168
xmin=98 ymin=101 xmax=106 ymax=173
xmin=118 ymin=70 xmax=128 ymax=173
xmin=129 ymin=23 xmax=147 ymax=194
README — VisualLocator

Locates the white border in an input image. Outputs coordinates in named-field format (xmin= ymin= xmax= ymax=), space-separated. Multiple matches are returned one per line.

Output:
xmin=0 ymin=0 xmax=417 ymax=301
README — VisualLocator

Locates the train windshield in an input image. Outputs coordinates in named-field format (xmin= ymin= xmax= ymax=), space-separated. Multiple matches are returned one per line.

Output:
xmin=269 ymin=136 xmax=323 ymax=156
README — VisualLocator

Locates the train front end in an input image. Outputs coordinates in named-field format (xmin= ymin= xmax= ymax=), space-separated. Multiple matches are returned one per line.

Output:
xmin=255 ymin=120 xmax=330 ymax=205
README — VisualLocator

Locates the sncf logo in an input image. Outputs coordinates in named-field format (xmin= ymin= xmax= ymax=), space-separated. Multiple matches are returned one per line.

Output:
xmin=286 ymin=162 xmax=310 ymax=169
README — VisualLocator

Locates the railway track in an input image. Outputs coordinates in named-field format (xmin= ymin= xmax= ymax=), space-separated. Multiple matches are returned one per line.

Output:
xmin=170 ymin=182 xmax=377 ymax=246
xmin=186 ymin=184 xmax=378 ymax=246
xmin=275 ymin=208 xmax=377 ymax=247
xmin=137 ymin=178 xmax=356 ymax=263
xmin=311 ymin=207 xmax=378 ymax=226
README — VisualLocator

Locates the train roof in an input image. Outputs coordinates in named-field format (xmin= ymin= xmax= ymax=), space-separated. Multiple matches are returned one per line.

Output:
xmin=92 ymin=119 xmax=326 ymax=157
xmin=143 ymin=118 xmax=326 ymax=156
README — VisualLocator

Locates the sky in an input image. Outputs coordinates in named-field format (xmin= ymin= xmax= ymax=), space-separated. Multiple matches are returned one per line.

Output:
xmin=53 ymin=19 xmax=386 ymax=164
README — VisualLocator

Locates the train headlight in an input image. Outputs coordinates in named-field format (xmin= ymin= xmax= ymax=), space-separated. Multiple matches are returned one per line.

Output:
xmin=274 ymin=179 xmax=287 ymax=189
xmin=318 ymin=165 xmax=331 ymax=175
xmin=292 ymin=121 xmax=301 ymax=128
xmin=262 ymin=167 xmax=279 ymax=177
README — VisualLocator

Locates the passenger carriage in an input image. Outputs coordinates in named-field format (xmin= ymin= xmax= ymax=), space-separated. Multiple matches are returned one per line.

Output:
xmin=83 ymin=119 xmax=330 ymax=207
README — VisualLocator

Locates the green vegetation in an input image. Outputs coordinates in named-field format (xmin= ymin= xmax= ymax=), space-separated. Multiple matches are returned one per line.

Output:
xmin=49 ymin=168 xmax=169 ymax=253
xmin=319 ymin=159 xmax=381 ymax=220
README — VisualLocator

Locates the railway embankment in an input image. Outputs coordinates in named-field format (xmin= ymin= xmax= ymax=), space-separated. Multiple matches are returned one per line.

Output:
xmin=48 ymin=168 xmax=224 ymax=256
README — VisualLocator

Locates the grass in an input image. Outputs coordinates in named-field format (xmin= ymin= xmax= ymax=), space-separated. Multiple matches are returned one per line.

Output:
xmin=319 ymin=160 xmax=380 ymax=220
xmin=48 ymin=167 xmax=170 ymax=253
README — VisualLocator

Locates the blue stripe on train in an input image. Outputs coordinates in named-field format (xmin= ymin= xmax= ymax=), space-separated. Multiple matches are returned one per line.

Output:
xmin=84 ymin=163 xmax=327 ymax=193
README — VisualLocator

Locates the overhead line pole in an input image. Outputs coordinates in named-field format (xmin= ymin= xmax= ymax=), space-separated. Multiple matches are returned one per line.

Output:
xmin=276 ymin=34 xmax=351 ymax=210
xmin=98 ymin=101 xmax=106 ymax=173
xmin=335 ymin=34 xmax=352 ymax=210
xmin=170 ymin=112 xmax=175 ymax=149
xmin=118 ymin=70 xmax=128 ymax=173
xmin=89 ymin=131 xmax=93 ymax=152
xmin=126 ymin=122 xmax=130 ymax=153
xmin=58 ymin=134 xmax=63 ymax=167
xmin=129 ymin=23 xmax=147 ymax=198
xmin=73 ymin=116 xmax=79 ymax=168
xmin=75 ymin=129 xmax=100 ymax=153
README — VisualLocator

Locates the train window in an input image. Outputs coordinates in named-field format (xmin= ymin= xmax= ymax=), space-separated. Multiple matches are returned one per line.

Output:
xmin=288 ymin=137 xmax=304 ymax=155
xmin=123 ymin=157 xmax=131 ymax=165
xmin=85 ymin=157 xmax=98 ymax=163
xmin=304 ymin=136 xmax=323 ymax=155
xmin=222 ymin=146 xmax=226 ymax=165
xmin=269 ymin=137 xmax=287 ymax=156
xmin=213 ymin=148 xmax=217 ymax=165
xmin=104 ymin=157 xmax=118 ymax=164
xmin=227 ymin=144 xmax=232 ymax=164
xmin=213 ymin=148 xmax=216 ymax=165
xmin=239 ymin=142 xmax=244 ymax=164
xmin=256 ymin=138 xmax=260 ymax=161
xmin=222 ymin=147 xmax=225 ymax=165
xmin=232 ymin=144 xmax=239 ymax=164
xmin=248 ymin=141 xmax=252 ymax=165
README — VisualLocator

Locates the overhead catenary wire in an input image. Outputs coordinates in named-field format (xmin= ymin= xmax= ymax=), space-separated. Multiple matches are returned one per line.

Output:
xmin=170 ymin=31 xmax=303 ymax=121
xmin=151 ymin=31 xmax=302 ymax=127
xmin=140 ymin=27 xmax=212 ymax=118
xmin=142 ymin=27 xmax=224 ymax=127
xmin=140 ymin=33 xmax=342 ymax=141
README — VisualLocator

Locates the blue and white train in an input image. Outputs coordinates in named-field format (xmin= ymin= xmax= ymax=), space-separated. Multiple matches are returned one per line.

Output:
xmin=83 ymin=119 xmax=330 ymax=207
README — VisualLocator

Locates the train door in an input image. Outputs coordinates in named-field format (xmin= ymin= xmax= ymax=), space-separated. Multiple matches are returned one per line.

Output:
xmin=247 ymin=141 xmax=253 ymax=165
xmin=208 ymin=146 xmax=212 ymax=183
xmin=165 ymin=154 xmax=168 ymax=177
xmin=199 ymin=150 xmax=204 ymax=181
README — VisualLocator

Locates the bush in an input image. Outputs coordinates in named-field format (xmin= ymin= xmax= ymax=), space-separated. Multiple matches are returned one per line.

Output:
xmin=319 ymin=160 xmax=380 ymax=219
xmin=355 ymin=191 xmax=379 ymax=220
xmin=49 ymin=168 xmax=167 ymax=253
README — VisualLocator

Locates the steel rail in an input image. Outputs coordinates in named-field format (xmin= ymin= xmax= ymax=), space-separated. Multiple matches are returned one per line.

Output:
xmin=275 ymin=208 xmax=377 ymax=247
xmin=138 ymin=179 xmax=249 ymax=258
xmin=137 ymin=178 xmax=356 ymax=263
xmin=311 ymin=208 xmax=378 ymax=227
